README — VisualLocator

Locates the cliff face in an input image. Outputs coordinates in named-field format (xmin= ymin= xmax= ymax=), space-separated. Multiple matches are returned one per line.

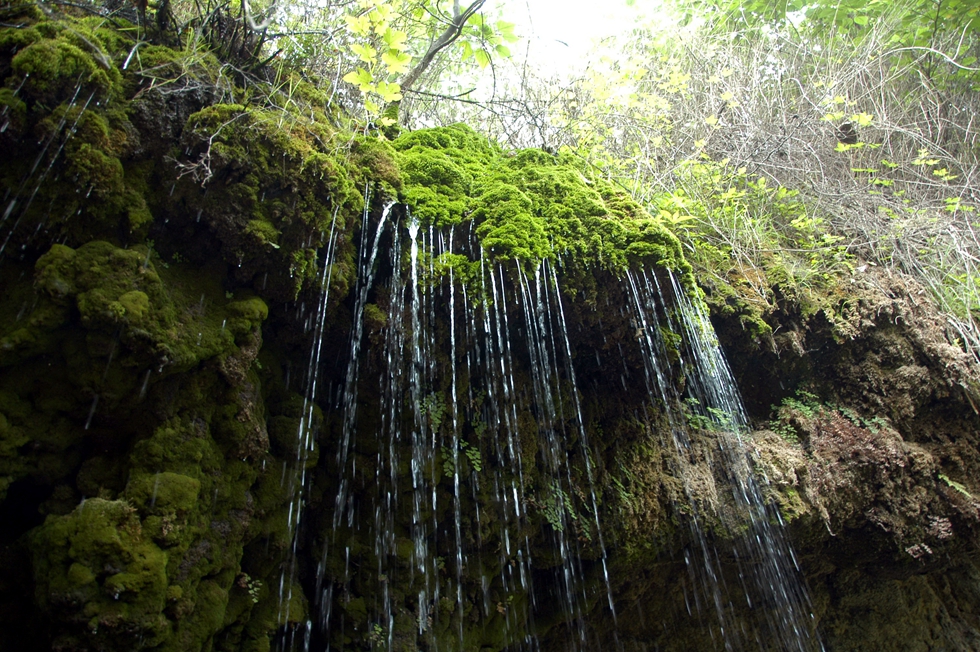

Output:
xmin=2 ymin=5 xmax=980 ymax=652
xmin=719 ymin=269 xmax=980 ymax=651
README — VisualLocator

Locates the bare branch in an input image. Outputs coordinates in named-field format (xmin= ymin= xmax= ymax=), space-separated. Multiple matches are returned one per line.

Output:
xmin=398 ymin=0 xmax=485 ymax=94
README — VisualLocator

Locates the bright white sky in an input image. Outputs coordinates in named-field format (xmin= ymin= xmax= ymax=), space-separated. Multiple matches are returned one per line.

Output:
xmin=501 ymin=0 xmax=665 ymax=76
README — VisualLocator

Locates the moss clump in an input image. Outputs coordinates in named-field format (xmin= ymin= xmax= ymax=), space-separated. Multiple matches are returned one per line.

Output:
xmin=393 ymin=123 xmax=498 ymax=225
xmin=349 ymin=134 xmax=403 ymax=195
xmin=245 ymin=219 xmax=281 ymax=249
xmin=227 ymin=296 xmax=269 ymax=323
xmin=171 ymin=103 xmax=361 ymax=300
xmin=33 ymin=241 xmax=185 ymax=359
xmin=392 ymin=125 xmax=691 ymax=277
xmin=474 ymin=149 xmax=688 ymax=272
xmin=32 ymin=498 xmax=170 ymax=650
xmin=0 ymin=11 xmax=148 ymax=250
xmin=10 ymin=38 xmax=116 ymax=106
xmin=363 ymin=302 xmax=387 ymax=331
xmin=125 ymin=472 xmax=201 ymax=515
xmin=117 ymin=290 xmax=150 ymax=319
xmin=25 ymin=240 xmax=276 ymax=379
xmin=0 ymin=87 xmax=27 ymax=141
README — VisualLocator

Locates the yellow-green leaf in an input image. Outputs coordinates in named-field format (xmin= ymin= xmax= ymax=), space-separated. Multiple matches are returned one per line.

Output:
xmin=850 ymin=112 xmax=874 ymax=127
xmin=382 ymin=27 xmax=408 ymax=51
xmin=474 ymin=48 xmax=490 ymax=69
xmin=382 ymin=49 xmax=411 ymax=75
xmin=351 ymin=43 xmax=377 ymax=64
xmin=376 ymin=81 xmax=403 ymax=102
xmin=344 ymin=14 xmax=371 ymax=36
xmin=342 ymin=67 xmax=374 ymax=92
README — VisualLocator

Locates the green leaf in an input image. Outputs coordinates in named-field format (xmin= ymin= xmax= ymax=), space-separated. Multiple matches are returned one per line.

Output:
xmin=344 ymin=14 xmax=371 ymax=36
xmin=382 ymin=27 xmax=408 ymax=51
xmin=474 ymin=48 xmax=490 ymax=69
xmin=351 ymin=43 xmax=377 ymax=64
xmin=376 ymin=81 xmax=403 ymax=102
xmin=382 ymin=49 xmax=412 ymax=75
xmin=497 ymin=20 xmax=519 ymax=43
xmin=850 ymin=112 xmax=874 ymax=127
xmin=495 ymin=44 xmax=511 ymax=58
xmin=342 ymin=67 xmax=375 ymax=92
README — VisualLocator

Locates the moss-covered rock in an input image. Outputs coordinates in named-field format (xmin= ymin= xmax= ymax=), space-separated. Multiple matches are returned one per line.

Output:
xmin=10 ymin=36 xmax=117 ymax=106
xmin=32 ymin=498 xmax=170 ymax=650
xmin=391 ymin=125 xmax=691 ymax=283
xmin=169 ymin=102 xmax=361 ymax=301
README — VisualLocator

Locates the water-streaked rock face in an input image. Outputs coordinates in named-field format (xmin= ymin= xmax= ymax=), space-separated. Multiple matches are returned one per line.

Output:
xmin=2 ymin=4 xmax=980 ymax=651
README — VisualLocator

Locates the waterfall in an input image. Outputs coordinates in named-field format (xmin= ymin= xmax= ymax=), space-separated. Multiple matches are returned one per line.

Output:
xmin=292 ymin=202 xmax=819 ymax=651
xmin=277 ymin=199 xmax=342 ymax=647
xmin=626 ymin=268 xmax=822 ymax=651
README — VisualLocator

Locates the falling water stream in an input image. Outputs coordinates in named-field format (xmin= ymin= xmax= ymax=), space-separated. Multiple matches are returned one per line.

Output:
xmin=284 ymin=204 xmax=821 ymax=651
xmin=626 ymin=268 xmax=822 ymax=651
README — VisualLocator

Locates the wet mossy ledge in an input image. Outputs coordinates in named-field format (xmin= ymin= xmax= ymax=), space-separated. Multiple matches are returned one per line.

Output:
xmin=0 ymin=1 xmax=690 ymax=302
xmin=392 ymin=125 xmax=689 ymax=276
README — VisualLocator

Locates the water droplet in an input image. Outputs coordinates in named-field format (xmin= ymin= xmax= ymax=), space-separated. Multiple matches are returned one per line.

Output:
xmin=84 ymin=395 xmax=99 ymax=430
xmin=149 ymin=474 xmax=160 ymax=508
xmin=139 ymin=369 xmax=151 ymax=400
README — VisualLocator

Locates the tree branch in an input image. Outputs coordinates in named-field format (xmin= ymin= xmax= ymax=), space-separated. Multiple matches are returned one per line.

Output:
xmin=397 ymin=0 xmax=485 ymax=94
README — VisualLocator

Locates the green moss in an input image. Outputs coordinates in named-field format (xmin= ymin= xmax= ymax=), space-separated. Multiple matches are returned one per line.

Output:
xmin=75 ymin=17 xmax=138 ymax=61
xmin=349 ymin=135 xmax=402 ymax=193
xmin=117 ymin=289 xmax=150 ymax=319
xmin=245 ymin=220 xmax=281 ymax=248
xmin=363 ymin=302 xmax=387 ymax=330
xmin=173 ymin=103 xmax=360 ymax=300
xmin=701 ymin=272 xmax=774 ymax=339
xmin=172 ymin=579 xmax=231 ymax=649
xmin=774 ymin=486 xmax=809 ymax=522
xmin=0 ymin=13 xmax=329 ymax=651
xmin=27 ymin=241 xmax=271 ymax=378
xmin=391 ymin=125 xmax=690 ymax=277
xmin=11 ymin=38 xmax=115 ymax=105
xmin=41 ymin=241 xmax=169 ymax=329
xmin=125 ymin=471 xmax=201 ymax=514
xmin=71 ymin=142 xmax=125 ymax=194
xmin=399 ymin=151 xmax=473 ymax=223
xmin=33 ymin=243 xmax=76 ymax=294
xmin=32 ymin=498 xmax=170 ymax=650
xmin=0 ymin=88 xmax=26 ymax=139
xmin=2 ymin=26 xmax=138 ymax=246
xmin=393 ymin=123 xmax=497 ymax=226
xmin=0 ymin=25 xmax=43 ymax=55
xmin=228 ymin=296 xmax=269 ymax=321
